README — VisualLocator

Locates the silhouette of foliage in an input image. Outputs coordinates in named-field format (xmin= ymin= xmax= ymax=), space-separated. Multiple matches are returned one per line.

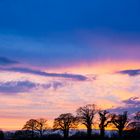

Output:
xmin=22 ymin=119 xmax=39 ymax=138
xmin=112 ymin=111 xmax=129 ymax=137
xmin=98 ymin=110 xmax=113 ymax=137
xmin=4 ymin=131 xmax=14 ymax=139
xmin=22 ymin=118 xmax=48 ymax=138
xmin=36 ymin=118 xmax=48 ymax=137
xmin=0 ymin=129 xmax=4 ymax=139
xmin=0 ymin=104 xmax=140 ymax=140
xmin=53 ymin=113 xmax=79 ymax=138
xmin=76 ymin=104 xmax=97 ymax=137
xmin=14 ymin=130 xmax=24 ymax=139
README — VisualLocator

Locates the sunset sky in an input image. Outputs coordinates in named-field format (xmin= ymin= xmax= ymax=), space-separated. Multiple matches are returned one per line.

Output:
xmin=0 ymin=0 xmax=140 ymax=130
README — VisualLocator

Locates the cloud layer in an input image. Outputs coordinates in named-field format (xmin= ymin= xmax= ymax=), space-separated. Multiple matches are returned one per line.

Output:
xmin=117 ymin=69 xmax=140 ymax=76
xmin=0 ymin=67 xmax=87 ymax=81
xmin=0 ymin=80 xmax=65 ymax=94
xmin=0 ymin=80 xmax=36 ymax=94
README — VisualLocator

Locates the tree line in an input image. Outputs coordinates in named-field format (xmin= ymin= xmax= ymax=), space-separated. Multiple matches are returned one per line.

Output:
xmin=19 ymin=104 xmax=140 ymax=139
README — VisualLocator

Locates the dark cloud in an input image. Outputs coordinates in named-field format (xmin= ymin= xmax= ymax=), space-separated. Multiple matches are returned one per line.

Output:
xmin=0 ymin=67 xmax=87 ymax=81
xmin=0 ymin=56 xmax=18 ymax=65
xmin=52 ymin=81 xmax=64 ymax=90
xmin=117 ymin=69 xmax=140 ymax=76
xmin=0 ymin=80 xmax=37 ymax=94
xmin=110 ymin=97 xmax=140 ymax=114
xmin=0 ymin=80 xmax=65 ymax=94
xmin=42 ymin=81 xmax=64 ymax=90
xmin=123 ymin=97 xmax=140 ymax=105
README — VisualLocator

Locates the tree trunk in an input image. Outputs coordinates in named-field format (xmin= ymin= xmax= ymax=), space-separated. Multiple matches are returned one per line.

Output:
xmin=100 ymin=128 xmax=105 ymax=138
xmin=63 ymin=129 xmax=69 ymax=139
xmin=118 ymin=129 xmax=123 ymax=138
xmin=87 ymin=127 xmax=92 ymax=137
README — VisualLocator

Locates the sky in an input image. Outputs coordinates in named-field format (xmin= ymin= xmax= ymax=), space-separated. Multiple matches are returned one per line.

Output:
xmin=0 ymin=0 xmax=140 ymax=130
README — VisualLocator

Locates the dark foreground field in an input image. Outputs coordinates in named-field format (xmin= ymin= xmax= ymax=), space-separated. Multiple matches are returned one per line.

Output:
xmin=0 ymin=131 xmax=140 ymax=140
xmin=2 ymin=137 xmax=140 ymax=140
xmin=2 ymin=131 xmax=140 ymax=140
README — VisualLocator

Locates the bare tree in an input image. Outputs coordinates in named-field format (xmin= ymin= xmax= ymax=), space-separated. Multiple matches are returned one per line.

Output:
xmin=22 ymin=119 xmax=38 ymax=138
xmin=53 ymin=113 xmax=78 ymax=138
xmin=76 ymin=104 xmax=97 ymax=137
xmin=112 ymin=111 xmax=129 ymax=137
xmin=98 ymin=110 xmax=113 ymax=137
xmin=36 ymin=118 xmax=48 ymax=137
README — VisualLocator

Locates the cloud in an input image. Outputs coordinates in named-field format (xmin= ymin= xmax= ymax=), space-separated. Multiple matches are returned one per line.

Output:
xmin=51 ymin=81 xmax=64 ymax=90
xmin=0 ymin=67 xmax=87 ymax=81
xmin=0 ymin=56 xmax=18 ymax=65
xmin=0 ymin=80 xmax=65 ymax=94
xmin=42 ymin=81 xmax=64 ymax=90
xmin=110 ymin=97 xmax=140 ymax=114
xmin=0 ymin=80 xmax=37 ymax=94
xmin=117 ymin=69 xmax=140 ymax=76
xmin=123 ymin=97 xmax=140 ymax=105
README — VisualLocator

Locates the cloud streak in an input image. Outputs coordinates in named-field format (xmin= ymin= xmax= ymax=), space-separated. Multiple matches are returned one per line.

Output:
xmin=0 ymin=67 xmax=88 ymax=81
xmin=0 ymin=80 xmax=36 ymax=94
xmin=0 ymin=80 xmax=65 ymax=94
xmin=0 ymin=56 xmax=18 ymax=65
xmin=117 ymin=69 xmax=140 ymax=76
xmin=123 ymin=97 xmax=140 ymax=105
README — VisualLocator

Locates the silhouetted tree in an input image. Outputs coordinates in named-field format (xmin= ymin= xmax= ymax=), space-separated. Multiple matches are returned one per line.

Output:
xmin=53 ymin=113 xmax=78 ymax=138
xmin=98 ymin=110 xmax=113 ymax=137
xmin=112 ymin=111 xmax=129 ymax=137
xmin=36 ymin=118 xmax=48 ymax=137
xmin=0 ymin=129 xmax=4 ymax=139
xmin=76 ymin=104 xmax=97 ymax=137
xmin=22 ymin=119 xmax=39 ymax=138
